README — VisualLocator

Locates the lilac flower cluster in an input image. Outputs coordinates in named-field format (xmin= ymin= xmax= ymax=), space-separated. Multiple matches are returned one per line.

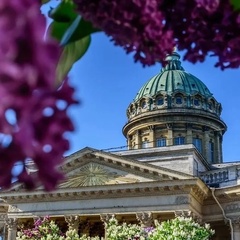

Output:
xmin=0 ymin=0 xmax=76 ymax=190
xmin=74 ymin=0 xmax=240 ymax=69
xmin=73 ymin=0 xmax=175 ymax=66
xmin=17 ymin=216 xmax=63 ymax=239
xmin=164 ymin=0 xmax=240 ymax=69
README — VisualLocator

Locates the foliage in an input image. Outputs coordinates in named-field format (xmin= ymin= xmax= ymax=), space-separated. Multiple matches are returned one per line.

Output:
xmin=72 ymin=0 xmax=240 ymax=69
xmin=1 ymin=0 xmax=240 ymax=190
xmin=106 ymin=217 xmax=147 ymax=240
xmin=0 ymin=0 xmax=77 ymax=191
xmin=151 ymin=217 xmax=215 ymax=240
xmin=106 ymin=216 xmax=214 ymax=240
xmin=17 ymin=216 xmax=214 ymax=240
xmin=16 ymin=216 xmax=64 ymax=240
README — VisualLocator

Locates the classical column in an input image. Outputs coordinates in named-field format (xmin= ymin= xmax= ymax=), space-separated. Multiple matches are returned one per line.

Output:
xmin=203 ymin=127 xmax=210 ymax=162
xmin=214 ymin=131 xmax=222 ymax=163
xmin=136 ymin=212 xmax=153 ymax=227
xmin=0 ymin=214 xmax=6 ymax=239
xmin=65 ymin=215 xmax=80 ymax=231
xmin=232 ymin=219 xmax=240 ymax=240
xmin=148 ymin=126 xmax=155 ymax=148
xmin=186 ymin=123 xmax=193 ymax=144
xmin=100 ymin=214 xmax=115 ymax=239
xmin=135 ymin=130 xmax=141 ymax=149
xmin=6 ymin=218 xmax=18 ymax=240
xmin=167 ymin=123 xmax=173 ymax=146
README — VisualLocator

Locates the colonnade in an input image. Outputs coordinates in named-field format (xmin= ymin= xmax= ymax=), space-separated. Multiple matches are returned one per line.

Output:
xmin=3 ymin=211 xmax=240 ymax=240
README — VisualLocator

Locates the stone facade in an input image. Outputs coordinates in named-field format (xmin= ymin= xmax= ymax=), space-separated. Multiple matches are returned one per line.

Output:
xmin=0 ymin=52 xmax=239 ymax=240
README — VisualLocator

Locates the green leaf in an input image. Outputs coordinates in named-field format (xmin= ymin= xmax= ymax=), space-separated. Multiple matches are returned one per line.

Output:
xmin=48 ymin=1 xmax=77 ymax=22
xmin=56 ymin=36 xmax=91 ymax=85
xmin=60 ymin=17 xmax=101 ymax=45
xmin=49 ymin=15 xmax=101 ymax=45
xmin=231 ymin=0 xmax=240 ymax=10
xmin=60 ymin=15 xmax=81 ymax=45
xmin=49 ymin=21 xmax=72 ymax=42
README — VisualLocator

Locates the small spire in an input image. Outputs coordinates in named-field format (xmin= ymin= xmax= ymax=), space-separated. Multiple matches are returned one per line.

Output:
xmin=162 ymin=49 xmax=184 ymax=71
xmin=165 ymin=51 xmax=181 ymax=62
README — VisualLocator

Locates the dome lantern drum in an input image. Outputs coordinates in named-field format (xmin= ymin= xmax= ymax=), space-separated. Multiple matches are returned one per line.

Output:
xmin=123 ymin=52 xmax=227 ymax=164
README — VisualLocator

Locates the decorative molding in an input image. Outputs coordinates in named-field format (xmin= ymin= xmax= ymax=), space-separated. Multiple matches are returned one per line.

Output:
xmin=8 ymin=205 xmax=21 ymax=213
xmin=175 ymin=210 xmax=192 ymax=218
xmin=136 ymin=212 xmax=153 ymax=227
xmin=231 ymin=217 xmax=240 ymax=231
xmin=225 ymin=203 xmax=240 ymax=213
xmin=190 ymin=186 xmax=208 ymax=203
xmin=175 ymin=210 xmax=202 ymax=223
xmin=0 ymin=214 xmax=6 ymax=221
xmin=5 ymin=218 xmax=18 ymax=230
xmin=175 ymin=196 xmax=189 ymax=204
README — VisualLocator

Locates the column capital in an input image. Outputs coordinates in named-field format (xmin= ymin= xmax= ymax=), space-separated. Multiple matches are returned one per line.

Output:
xmin=231 ymin=217 xmax=240 ymax=230
xmin=64 ymin=215 xmax=80 ymax=231
xmin=136 ymin=212 xmax=153 ymax=227
xmin=5 ymin=218 xmax=18 ymax=230
xmin=100 ymin=214 xmax=115 ymax=224
xmin=174 ymin=211 xmax=202 ymax=223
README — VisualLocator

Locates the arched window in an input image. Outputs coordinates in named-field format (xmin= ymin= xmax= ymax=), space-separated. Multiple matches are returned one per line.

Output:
xmin=193 ymin=137 xmax=202 ymax=153
xmin=156 ymin=97 xmax=164 ymax=105
xmin=141 ymin=101 xmax=147 ymax=109
xmin=194 ymin=98 xmax=200 ymax=106
xmin=156 ymin=137 xmax=166 ymax=147
xmin=174 ymin=136 xmax=185 ymax=145
xmin=175 ymin=95 xmax=183 ymax=105
xmin=208 ymin=103 xmax=212 ymax=110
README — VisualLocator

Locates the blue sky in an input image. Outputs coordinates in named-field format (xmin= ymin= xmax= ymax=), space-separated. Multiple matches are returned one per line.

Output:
xmin=66 ymin=32 xmax=240 ymax=162
xmin=42 ymin=2 xmax=240 ymax=162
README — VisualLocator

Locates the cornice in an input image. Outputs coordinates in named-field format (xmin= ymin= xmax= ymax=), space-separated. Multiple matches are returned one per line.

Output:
xmin=123 ymin=109 xmax=226 ymax=136
xmin=59 ymin=151 xmax=191 ymax=181
xmin=1 ymin=179 xmax=201 ymax=204
xmin=211 ymin=185 xmax=240 ymax=202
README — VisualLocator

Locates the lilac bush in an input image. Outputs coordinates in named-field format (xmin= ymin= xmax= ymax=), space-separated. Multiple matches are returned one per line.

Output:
xmin=0 ymin=0 xmax=76 ymax=190
xmin=16 ymin=216 xmax=64 ymax=240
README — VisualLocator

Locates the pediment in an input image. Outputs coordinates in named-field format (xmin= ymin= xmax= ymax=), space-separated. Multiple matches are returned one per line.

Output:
xmin=59 ymin=147 xmax=191 ymax=188
xmin=59 ymin=162 xmax=152 ymax=188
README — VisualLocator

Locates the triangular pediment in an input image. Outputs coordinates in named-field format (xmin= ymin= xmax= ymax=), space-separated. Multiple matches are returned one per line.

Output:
xmin=59 ymin=162 xmax=152 ymax=188
xmin=58 ymin=147 xmax=192 ymax=188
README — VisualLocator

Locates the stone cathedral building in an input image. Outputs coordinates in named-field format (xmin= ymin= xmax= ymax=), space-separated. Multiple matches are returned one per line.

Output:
xmin=0 ymin=52 xmax=240 ymax=240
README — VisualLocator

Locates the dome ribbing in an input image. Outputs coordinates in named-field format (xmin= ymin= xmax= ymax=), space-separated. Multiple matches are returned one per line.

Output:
xmin=134 ymin=52 xmax=212 ymax=102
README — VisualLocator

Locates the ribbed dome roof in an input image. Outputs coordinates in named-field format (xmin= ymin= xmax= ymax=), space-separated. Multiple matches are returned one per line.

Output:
xmin=134 ymin=52 xmax=212 ymax=101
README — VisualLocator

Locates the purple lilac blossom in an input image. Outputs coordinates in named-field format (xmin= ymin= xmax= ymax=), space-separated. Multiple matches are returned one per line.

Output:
xmin=74 ymin=0 xmax=240 ymax=69
xmin=73 ymin=0 xmax=175 ymax=66
xmin=0 ymin=0 xmax=77 ymax=190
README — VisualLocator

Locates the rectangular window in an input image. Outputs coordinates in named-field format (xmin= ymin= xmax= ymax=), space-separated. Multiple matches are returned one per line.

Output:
xmin=174 ymin=137 xmax=185 ymax=145
xmin=193 ymin=138 xmax=202 ymax=153
xmin=156 ymin=138 xmax=166 ymax=147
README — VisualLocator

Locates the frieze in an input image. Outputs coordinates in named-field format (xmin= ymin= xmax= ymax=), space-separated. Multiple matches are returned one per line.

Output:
xmin=175 ymin=196 xmax=189 ymax=204
xmin=225 ymin=203 xmax=240 ymax=213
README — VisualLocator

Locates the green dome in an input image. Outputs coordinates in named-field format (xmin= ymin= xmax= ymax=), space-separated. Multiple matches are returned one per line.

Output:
xmin=135 ymin=52 xmax=212 ymax=101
